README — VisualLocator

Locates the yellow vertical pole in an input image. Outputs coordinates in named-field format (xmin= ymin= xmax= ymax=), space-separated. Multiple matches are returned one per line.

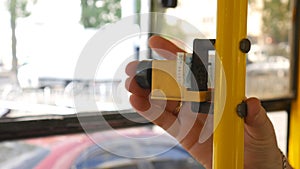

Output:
xmin=213 ymin=0 xmax=248 ymax=168
xmin=289 ymin=45 xmax=300 ymax=168
xmin=288 ymin=2 xmax=300 ymax=167
xmin=289 ymin=90 xmax=300 ymax=169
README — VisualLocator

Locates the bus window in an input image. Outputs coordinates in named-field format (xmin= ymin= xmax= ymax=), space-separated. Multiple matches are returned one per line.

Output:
xmin=246 ymin=0 xmax=292 ymax=99
xmin=0 ymin=0 xmax=150 ymax=118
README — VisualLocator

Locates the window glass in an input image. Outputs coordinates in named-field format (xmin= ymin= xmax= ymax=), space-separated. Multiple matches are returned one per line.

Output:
xmin=246 ymin=0 xmax=292 ymax=99
xmin=151 ymin=0 xmax=293 ymax=100
xmin=0 ymin=0 xmax=148 ymax=117
xmin=1 ymin=0 xmax=293 ymax=117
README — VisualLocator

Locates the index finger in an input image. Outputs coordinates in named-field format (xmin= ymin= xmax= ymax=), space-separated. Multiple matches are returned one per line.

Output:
xmin=125 ymin=61 xmax=139 ymax=76
xmin=149 ymin=35 xmax=186 ymax=60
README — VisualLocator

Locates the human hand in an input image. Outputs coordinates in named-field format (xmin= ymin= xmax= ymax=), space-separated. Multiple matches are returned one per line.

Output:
xmin=125 ymin=35 xmax=288 ymax=169
xmin=126 ymin=35 xmax=213 ymax=168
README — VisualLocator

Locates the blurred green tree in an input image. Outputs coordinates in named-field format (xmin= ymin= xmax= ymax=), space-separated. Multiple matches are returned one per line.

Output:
xmin=6 ymin=0 xmax=37 ymax=84
xmin=262 ymin=0 xmax=291 ymax=43
xmin=80 ymin=0 xmax=121 ymax=28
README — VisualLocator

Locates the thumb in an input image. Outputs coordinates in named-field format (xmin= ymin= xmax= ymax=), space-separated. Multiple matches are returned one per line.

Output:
xmin=245 ymin=97 xmax=276 ymax=140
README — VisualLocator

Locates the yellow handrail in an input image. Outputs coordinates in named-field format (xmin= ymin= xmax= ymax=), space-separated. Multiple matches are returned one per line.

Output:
xmin=289 ymin=41 xmax=300 ymax=168
xmin=213 ymin=0 xmax=248 ymax=168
